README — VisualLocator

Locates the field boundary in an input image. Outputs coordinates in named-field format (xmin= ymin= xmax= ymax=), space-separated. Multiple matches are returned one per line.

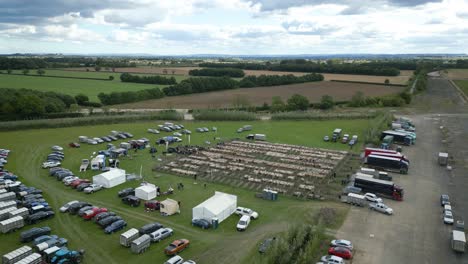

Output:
xmin=0 ymin=72 xmax=111 ymax=81
xmin=448 ymin=79 xmax=467 ymax=104
xmin=330 ymin=79 xmax=406 ymax=87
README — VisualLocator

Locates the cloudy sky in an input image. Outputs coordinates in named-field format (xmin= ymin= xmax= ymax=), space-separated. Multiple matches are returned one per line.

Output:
xmin=0 ymin=0 xmax=467 ymax=55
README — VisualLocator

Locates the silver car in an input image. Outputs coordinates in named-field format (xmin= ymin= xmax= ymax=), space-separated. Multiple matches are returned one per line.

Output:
xmin=84 ymin=184 xmax=103 ymax=194
xmin=149 ymin=227 xmax=173 ymax=242
xmin=59 ymin=200 xmax=79 ymax=213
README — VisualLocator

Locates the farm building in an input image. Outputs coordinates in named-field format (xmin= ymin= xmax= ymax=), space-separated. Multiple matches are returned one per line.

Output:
xmin=160 ymin=199 xmax=180 ymax=216
xmin=93 ymin=168 xmax=126 ymax=188
xmin=192 ymin=191 xmax=237 ymax=223
xmin=135 ymin=183 xmax=157 ymax=200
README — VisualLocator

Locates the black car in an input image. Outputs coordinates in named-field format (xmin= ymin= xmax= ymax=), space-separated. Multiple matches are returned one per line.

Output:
xmin=68 ymin=202 xmax=91 ymax=215
xmin=27 ymin=211 xmax=55 ymax=225
xmin=191 ymin=218 xmax=211 ymax=229
xmin=93 ymin=212 xmax=116 ymax=222
xmin=118 ymin=188 xmax=135 ymax=198
xmin=139 ymin=222 xmax=163 ymax=235
xmin=23 ymin=199 xmax=47 ymax=208
xmin=105 ymin=220 xmax=127 ymax=234
xmin=108 ymin=135 xmax=118 ymax=141
xmin=97 ymin=216 xmax=122 ymax=228
xmin=20 ymin=226 xmax=51 ymax=243
xmin=123 ymin=132 xmax=133 ymax=138
xmin=23 ymin=194 xmax=43 ymax=200
xmin=122 ymin=195 xmax=140 ymax=207
xmin=76 ymin=183 xmax=92 ymax=192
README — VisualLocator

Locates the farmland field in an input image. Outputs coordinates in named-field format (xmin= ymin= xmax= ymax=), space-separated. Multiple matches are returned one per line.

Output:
xmin=0 ymin=120 xmax=368 ymax=263
xmin=445 ymin=69 xmax=468 ymax=79
xmin=64 ymin=67 xmax=413 ymax=85
xmin=116 ymin=81 xmax=406 ymax=109
xmin=454 ymin=80 xmax=468 ymax=97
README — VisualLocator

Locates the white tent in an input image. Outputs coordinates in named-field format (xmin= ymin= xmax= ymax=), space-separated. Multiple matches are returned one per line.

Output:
xmin=135 ymin=183 xmax=157 ymax=200
xmin=93 ymin=168 xmax=126 ymax=188
xmin=160 ymin=199 xmax=180 ymax=216
xmin=192 ymin=191 xmax=237 ymax=223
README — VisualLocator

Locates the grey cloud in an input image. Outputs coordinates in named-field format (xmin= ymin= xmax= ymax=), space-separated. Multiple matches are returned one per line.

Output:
xmin=282 ymin=21 xmax=340 ymax=35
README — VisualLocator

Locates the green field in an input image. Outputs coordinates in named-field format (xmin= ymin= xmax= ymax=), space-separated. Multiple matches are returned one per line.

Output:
xmin=0 ymin=120 xmax=366 ymax=263
xmin=0 ymin=70 xmax=188 ymax=102
xmin=454 ymin=80 xmax=468 ymax=97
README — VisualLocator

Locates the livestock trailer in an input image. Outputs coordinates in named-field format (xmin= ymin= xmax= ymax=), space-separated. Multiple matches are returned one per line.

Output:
xmin=0 ymin=192 xmax=16 ymax=202
xmin=120 ymin=228 xmax=139 ymax=247
xmin=0 ymin=216 xmax=24 ymax=233
xmin=0 ymin=206 xmax=17 ymax=221
xmin=130 ymin=234 xmax=151 ymax=254
xmin=2 ymin=246 xmax=32 ymax=264
xmin=0 ymin=201 xmax=17 ymax=210
xmin=14 ymin=253 xmax=41 ymax=264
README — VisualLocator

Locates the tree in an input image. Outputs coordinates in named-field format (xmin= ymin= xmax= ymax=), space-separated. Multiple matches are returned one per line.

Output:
xmin=22 ymin=69 xmax=29 ymax=75
xmin=7 ymin=69 xmax=12 ymax=74
xmin=349 ymin=91 xmax=366 ymax=107
xmin=319 ymin=95 xmax=334 ymax=109
xmin=16 ymin=95 xmax=45 ymax=116
xmin=109 ymin=76 xmax=114 ymax=80
xmin=287 ymin=94 xmax=309 ymax=111
xmin=75 ymin=94 xmax=89 ymax=105
xmin=271 ymin=96 xmax=286 ymax=112
xmin=94 ymin=66 xmax=101 ymax=72
xmin=37 ymin=69 xmax=45 ymax=76
xmin=384 ymin=79 xmax=390 ymax=85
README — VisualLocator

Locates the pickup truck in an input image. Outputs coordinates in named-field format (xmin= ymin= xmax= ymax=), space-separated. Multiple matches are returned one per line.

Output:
xmin=369 ymin=202 xmax=393 ymax=215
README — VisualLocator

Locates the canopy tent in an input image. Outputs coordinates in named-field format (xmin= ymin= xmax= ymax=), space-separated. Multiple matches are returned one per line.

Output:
xmin=160 ymin=199 xmax=180 ymax=216
xmin=192 ymin=191 xmax=237 ymax=223
xmin=92 ymin=168 xmax=126 ymax=188
xmin=135 ymin=183 xmax=157 ymax=200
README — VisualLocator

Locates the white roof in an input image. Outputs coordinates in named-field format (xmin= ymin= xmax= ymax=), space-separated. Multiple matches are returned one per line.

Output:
xmin=96 ymin=168 xmax=125 ymax=179
xmin=136 ymin=184 xmax=156 ymax=192
xmin=439 ymin=152 xmax=449 ymax=157
xmin=193 ymin=191 xmax=237 ymax=215
xmin=453 ymin=230 xmax=466 ymax=242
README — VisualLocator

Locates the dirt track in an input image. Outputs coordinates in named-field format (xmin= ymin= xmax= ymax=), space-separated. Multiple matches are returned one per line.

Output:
xmin=115 ymin=81 xmax=405 ymax=109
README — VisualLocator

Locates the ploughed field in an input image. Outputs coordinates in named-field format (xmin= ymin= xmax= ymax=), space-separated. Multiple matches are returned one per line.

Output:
xmin=0 ymin=120 xmax=367 ymax=263
xmin=115 ymin=81 xmax=406 ymax=109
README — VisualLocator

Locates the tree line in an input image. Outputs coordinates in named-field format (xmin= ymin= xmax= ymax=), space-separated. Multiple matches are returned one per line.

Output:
xmin=0 ymin=57 xmax=136 ymax=70
xmin=239 ymin=73 xmax=324 ymax=87
xmin=98 ymin=88 xmax=165 ymax=105
xmin=162 ymin=77 xmax=239 ymax=96
xmin=188 ymin=68 xmax=245 ymax=78
xmin=120 ymin=73 xmax=177 ymax=85
xmin=0 ymin=88 xmax=76 ymax=117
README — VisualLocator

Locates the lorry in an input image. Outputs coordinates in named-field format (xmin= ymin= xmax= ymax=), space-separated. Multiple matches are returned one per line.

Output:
xmin=0 ymin=206 xmax=17 ymax=221
xmin=365 ymin=154 xmax=409 ymax=174
xmin=381 ymin=130 xmax=413 ymax=145
xmin=14 ymin=253 xmax=41 ymax=264
xmin=246 ymin=134 xmax=266 ymax=141
xmin=2 ymin=246 xmax=32 ymax=264
xmin=332 ymin=128 xmax=342 ymax=142
xmin=50 ymin=248 xmax=85 ymax=264
xmin=91 ymin=155 xmax=105 ymax=171
xmin=131 ymin=234 xmax=151 ymax=254
xmin=452 ymin=230 xmax=466 ymax=253
xmin=354 ymin=174 xmax=404 ymax=201
xmin=381 ymin=135 xmax=394 ymax=149
xmin=120 ymin=228 xmax=139 ymax=247
xmin=438 ymin=152 xmax=449 ymax=166
xmin=364 ymin=148 xmax=409 ymax=163
xmin=0 ymin=191 xmax=16 ymax=202
xmin=341 ymin=193 xmax=368 ymax=207
xmin=0 ymin=216 xmax=24 ymax=233
xmin=359 ymin=168 xmax=392 ymax=181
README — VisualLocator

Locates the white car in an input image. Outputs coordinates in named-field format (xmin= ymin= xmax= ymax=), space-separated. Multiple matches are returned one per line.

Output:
xmin=42 ymin=161 xmax=61 ymax=169
xmin=87 ymin=139 xmax=98 ymax=145
xmin=84 ymin=184 xmax=103 ymax=194
xmin=147 ymin=129 xmax=160 ymax=134
xmin=235 ymin=207 xmax=259 ymax=219
xmin=174 ymin=137 xmax=182 ymax=142
xmin=60 ymin=200 xmax=79 ymax=213
xmin=444 ymin=211 xmax=454 ymax=224
xmin=369 ymin=202 xmax=393 ymax=215
xmin=93 ymin=137 xmax=104 ymax=144
xmin=330 ymin=239 xmax=353 ymax=250
xmin=237 ymin=215 xmax=251 ymax=231
xmin=63 ymin=176 xmax=79 ymax=185
xmin=173 ymin=132 xmax=182 ymax=137
xmin=182 ymin=261 xmax=196 ymax=264
xmin=149 ymin=227 xmax=173 ymax=242
xmin=51 ymin=145 xmax=63 ymax=151
xmin=364 ymin=193 xmax=383 ymax=203
xmin=320 ymin=255 xmax=344 ymax=264
xmin=164 ymin=255 xmax=184 ymax=264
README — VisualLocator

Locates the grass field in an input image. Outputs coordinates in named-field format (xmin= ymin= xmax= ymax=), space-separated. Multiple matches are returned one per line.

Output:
xmin=116 ymin=81 xmax=406 ymax=109
xmin=0 ymin=120 xmax=367 ymax=263
xmin=454 ymin=80 xmax=468 ymax=97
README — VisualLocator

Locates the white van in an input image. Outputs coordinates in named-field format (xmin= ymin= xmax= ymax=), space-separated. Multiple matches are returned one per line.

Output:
xmin=236 ymin=215 xmax=251 ymax=231
xmin=164 ymin=255 xmax=184 ymax=264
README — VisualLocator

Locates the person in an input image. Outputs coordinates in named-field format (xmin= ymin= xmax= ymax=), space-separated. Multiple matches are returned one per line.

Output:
xmin=204 ymin=183 xmax=207 ymax=189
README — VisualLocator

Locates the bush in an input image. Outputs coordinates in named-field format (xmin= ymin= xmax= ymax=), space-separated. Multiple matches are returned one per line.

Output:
xmin=318 ymin=95 xmax=334 ymax=110
xmin=287 ymin=94 xmax=309 ymax=111
xmin=363 ymin=111 xmax=393 ymax=144
xmin=75 ymin=94 xmax=89 ymax=105
xmin=192 ymin=110 xmax=258 ymax=121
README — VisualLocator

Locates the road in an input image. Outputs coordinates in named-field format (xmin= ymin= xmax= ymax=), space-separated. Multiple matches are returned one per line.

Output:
xmin=337 ymin=77 xmax=468 ymax=263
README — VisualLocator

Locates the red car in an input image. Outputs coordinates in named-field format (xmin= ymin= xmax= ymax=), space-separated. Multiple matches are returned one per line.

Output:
xmin=82 ymin=207 xmax=108 ymax=220
xmin=69 ymin=142 xmax=81 ymax=148
xmin=328 ymin=246 xmax=352 ymax=259
xmin=70 ymin=179 xmax=91 ymax=188
xmin=144 ymin=200 xmax=160 ymax=211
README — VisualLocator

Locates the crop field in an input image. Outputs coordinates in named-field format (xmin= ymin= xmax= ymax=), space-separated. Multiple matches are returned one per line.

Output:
xmin=454 ymin=80 xmax=468 ymax=97
xmin=0 ymin=120 xmax=367 ymax=263
xmin=116 ymin=81 xmax=406 ymax=109
xmin=445 ymin=69 xmax=468 ymax=80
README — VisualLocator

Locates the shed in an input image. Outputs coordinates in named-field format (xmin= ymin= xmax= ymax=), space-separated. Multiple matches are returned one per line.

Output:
xmin=135 ymin=183 xmax=157 ymax=201
xmin=93 ymin=168 xmax=126 ymax=188
xmin=160 ymin=199 xmax=180 ymax=216
xmin=192 ymin=191 xmax=237 ymax=223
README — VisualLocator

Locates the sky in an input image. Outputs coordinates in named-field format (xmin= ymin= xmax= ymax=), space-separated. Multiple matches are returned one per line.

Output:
xmin=0 ymin=0 xmax=468 ymax=55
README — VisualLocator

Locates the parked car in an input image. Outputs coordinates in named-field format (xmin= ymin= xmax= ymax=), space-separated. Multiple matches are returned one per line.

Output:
xmin=369 ymin=202 xmax=393 ymax=215
xmin=32 ymin=235 xmax=58 ymax=246
xmin=83 ymin=208 xmax=108 ymax=220
xmin=20 ymin=226 xmax=52 ymax=242
xmin=118 ymin=188 xmax=135 ymax=197
xmin=98 ymin=216 xmax=122 ymax=228
xmin=164 ymin=239 xmax=190 ymax=255
xmin=330 ymin=239 xmax=353 ymax=250
xmin=105 ymin=220 xmax=127 ymax=234
xmin=78 ymin=206 xmax=95 ymax=216
xmin=122 ymin=195 xmax=140 ymax=207
xmin=235 ymin=207 xmax=259 ymax=219
xmin=144 ymin=200 xmax=160 ymax=211
xmin=364 ymin=193 xmax=383 ymax=203
xmin=76 ymin=182 xmax=92 ymax=192
xmin=51 ymin=146 xmax=63 ymax=151
xmin=191 ymin=219 xmax=211 ymax=229
xmin=70 ymin=179 xmax=91 ymax=188
xmin=93 ymin=212 xmax=116 ymax=222
xmin=84 ymin=184 xmax=103 ymax=194
xmin=236 ymin=215 xmax=251 ymax=231
xmin=149 ymin=227 xmax=174 ymax=242
xmin=164 ymin=255 xmax=184 ymax=264
xmin=444 ymin=210 xmax=454 ymax=224
xmin=59 ymin=201 xmax=79 ymax=213
xmin=27 ymin=211 xmax=55 ymax=224
xmin=68 ymin=142 xmax=81 ymax=148
xmin=182 ymin=261 xmax=196 ymax=264
xmin=173 ymin=132 xmax=182 ymax=137
xmin=258 ymin=237 xmax=276 ymax=254
xmin=320 ymin=255 xmax=345 ymax=264
xmin=323 ymin=135 xmax=330 ymax=142
xmin=68 ymin=202 xmax=91 ymax=215
xmin=328 ymin=247 xmax=353 ymax=259
xmin=42 ymin=161 xmax=61 ymax=169
xmin=108 ymin=135 xmax=118 ymax=141
xmin=441 ymin=194 xmax=450 ymax=206
xmin=341 ymin=134 xmax=349 ymax=144
xmin=63 ymin=176 xmax=79 ymax=185
xmin=139 ymin=222 xmax=163 ymax=235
